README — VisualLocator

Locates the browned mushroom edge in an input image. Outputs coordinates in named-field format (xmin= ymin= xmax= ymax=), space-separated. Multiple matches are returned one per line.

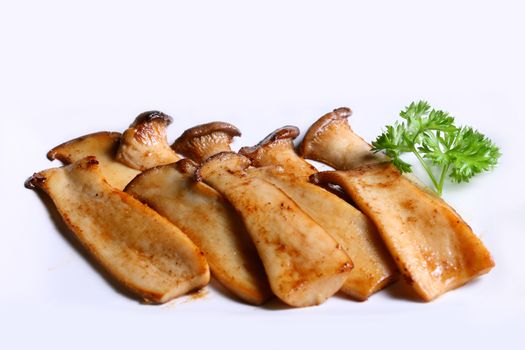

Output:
xmin=309 ymin=171 xmax=334 ymax=187
xmin=122 ymin=159 xmax=197 ymax=193
xmin=299 ymin=107 xmax=352 ymax=157
xmin=25 ymin=157 xmax=101 ymax=189
xmin=175 ymin=158 xmax=199 ymax=175
xmin=308 ymin=170 xmax=358 ymax=204
xmin=24 ymin=173 xmax=47 ymax=189
xmin=172 ymin=122 xmax=241 ymax=160
xmin=46 ymin=132 xmax=122 ymax=163
xmin=238 ymin=125 xmax=300 ymax=159
xmin=194 ymin=151 xmax=251 ymax=182
xmin=309 ymin=162 xmax=393 ymax=187
xmin=121 ymin=161 xmax=182 ymax=193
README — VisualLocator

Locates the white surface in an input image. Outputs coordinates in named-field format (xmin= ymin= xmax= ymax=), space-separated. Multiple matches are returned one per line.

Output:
xmin=1 ymin=1 xmax=524 ymax=349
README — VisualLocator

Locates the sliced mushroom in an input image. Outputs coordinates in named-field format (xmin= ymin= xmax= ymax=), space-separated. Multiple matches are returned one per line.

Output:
xmin=303 ymin=109 xmax=495 ymax=301
xmin=116 ymin=111 xmax=180 ymax=170
xmin=47 ymin=132 xmax=140 ymax=190
xmin=300 ymin=107 xmax=386 ymax=169
xmin=125 ymin=122 xmax=271 ymax=304
xmin=172 ymin=122 xmax=241 ymax=163
xmin=26 ymin=157 xmax=210 ymax=304
xmin=312 ymin=165 xmax=495 ymax=301
xmin=237 ymin=127 xmax=397 ymax=300
xmin=125 ymin=159 xmax=272 ymax=305
xmin=195 ymin=152 xmax=353 ymax=307
xmin=178 ymin=123 xmax=397 ymax=299
xmin=249 ymin=166 xmax=397 ymax=300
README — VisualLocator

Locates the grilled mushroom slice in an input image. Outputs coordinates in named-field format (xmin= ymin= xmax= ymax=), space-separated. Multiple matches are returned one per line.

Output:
xmin=311 ymin=164 xmax=495 ymax=301
xmin=241 ymin=127 xmax=398 ymax=299
xmin=219 ymin=126 xmax=397 ymax=300
xmin=47 ymin=132 xmax=140 ymax=190
xmin=247 ymin=166 xmax=397 ymax=299
xmin=179 ymin=123 xmax=396 ymax=299
xmin=116 ymin=111 xmax=180 ymax=170
xmin=195 ymin=152 xmax=353 ymax=307
xmin=125 ymin=158 xmax=272 ymax=305
xmin=26 ymin=157 xmax=210 ymax=304
xmin=172 ymin=122 xmax=241 ymax=163
xmin=303 ymin=108 xmax=495 ymax=301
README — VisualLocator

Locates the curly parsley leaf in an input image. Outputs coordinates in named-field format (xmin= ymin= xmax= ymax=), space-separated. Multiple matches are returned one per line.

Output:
xmin=371 ymin=101 xmax=500 ymax=195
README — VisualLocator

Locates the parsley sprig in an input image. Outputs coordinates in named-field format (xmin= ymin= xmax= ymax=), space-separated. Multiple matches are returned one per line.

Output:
xmin=371 ymin=101 xmax=501 ymax=195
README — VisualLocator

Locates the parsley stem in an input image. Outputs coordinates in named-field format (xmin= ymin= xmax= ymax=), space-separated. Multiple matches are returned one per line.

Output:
xmin=411 ymin=146 xmax=440 ymax=192
xmin=437 ymin=164 xmax=449 ymax=196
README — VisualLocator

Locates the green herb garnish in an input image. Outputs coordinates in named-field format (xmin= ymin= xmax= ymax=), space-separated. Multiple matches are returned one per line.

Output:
xmin=371 ymin=101 xmax=501 ymax=195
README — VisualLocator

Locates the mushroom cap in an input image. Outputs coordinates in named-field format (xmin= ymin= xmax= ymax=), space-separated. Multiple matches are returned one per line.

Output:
xmin=116 ymin=110 xmax=179 ymax=170
xmin=172 ymin=122 xmax=241 ymax=154
xmin=299 ymin=108 xmax=352 ymax=156
xmin=238 ymin=125 xmax=300 ymax=158
xmin=130 ymin=111 xmax=173 ymax=128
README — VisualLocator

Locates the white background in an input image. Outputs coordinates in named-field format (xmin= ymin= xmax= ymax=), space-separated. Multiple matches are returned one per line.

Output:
xmin=1 ymin=1 xmax=524 ymax=349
